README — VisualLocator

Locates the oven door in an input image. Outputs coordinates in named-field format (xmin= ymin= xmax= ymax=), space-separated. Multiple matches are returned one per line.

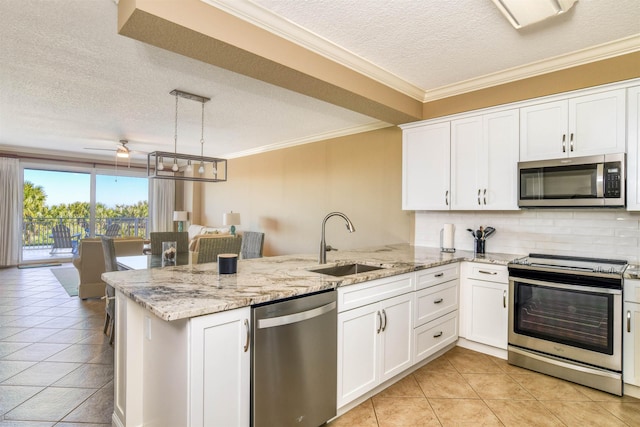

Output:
xmin=508 ymin=276 xmax=621 ymax=372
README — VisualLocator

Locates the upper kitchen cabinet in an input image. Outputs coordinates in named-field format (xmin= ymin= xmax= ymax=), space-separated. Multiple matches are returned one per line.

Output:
xmin=402 ymin=122 xmax=450 ymax=210
xmin=627 ymin=86 xmax=640 ymax=211
xmin=451 ymin=110 xmax=519 ymax=210
xmin=520 ymin=89 xmax=626 ymax=161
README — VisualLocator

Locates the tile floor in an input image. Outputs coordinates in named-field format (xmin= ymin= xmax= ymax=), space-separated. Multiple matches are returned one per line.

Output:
xmin=0 ymin=264 xmax=112 ymax=426
xmin=2 ymin=264 xmax=640 ymax=426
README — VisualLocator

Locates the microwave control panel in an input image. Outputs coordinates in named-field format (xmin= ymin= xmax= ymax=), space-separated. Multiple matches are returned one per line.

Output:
xmin=604 ymin=162 xmax=622 ymax=198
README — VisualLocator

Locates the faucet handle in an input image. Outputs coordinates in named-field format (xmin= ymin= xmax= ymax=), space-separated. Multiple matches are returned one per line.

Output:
xmin=325 ymin=245 xmax=338 ymax=252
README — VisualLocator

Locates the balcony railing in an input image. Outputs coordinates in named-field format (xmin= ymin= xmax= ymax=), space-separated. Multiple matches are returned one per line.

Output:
xmin=22 ymin=217 xmax=149 ymax=250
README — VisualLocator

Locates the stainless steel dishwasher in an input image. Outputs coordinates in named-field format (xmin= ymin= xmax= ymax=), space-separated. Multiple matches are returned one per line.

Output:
xmin=252 ymin=289 xmax=337 ymax=427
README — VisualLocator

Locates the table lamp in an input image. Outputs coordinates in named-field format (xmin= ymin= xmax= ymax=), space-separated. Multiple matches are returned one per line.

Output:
xmin=173 ymin=211 xmax=188 ymax=232
xmin=223 ymin=211 xmax=241 ymax=236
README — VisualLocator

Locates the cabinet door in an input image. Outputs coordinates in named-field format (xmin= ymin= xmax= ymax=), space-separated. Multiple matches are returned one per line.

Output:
xmin=337 ymin=303 xmax=379 ymax=408
xmin=568 ymin=89 xmax=626 ymax=156
xmin=379 ymin=293 xmax=413 ymax=382
xmin=520 ymin=100 xmax=568 ymax=161
xmin=402 ymin=122 xmax=451 ymax=210
xmin=624 ymin=302 xmax=640 ymax=387
xmin=484 ymin=109 xmax=519 ymax=210
xmin=190 ymin=307 xmax=250 ymax=427
xmin=451 ymin=116 xmax=483 ymax=210
xmin=627 ymin=86 xmax=640 ymax=211
xmin=468 ymin=280 xmax=508 ymax=349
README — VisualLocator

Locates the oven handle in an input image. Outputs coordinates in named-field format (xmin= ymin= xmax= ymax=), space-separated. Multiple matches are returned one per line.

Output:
xmin=508 ymin=276 xmax=621 ymax=295
xmin=596 ymin=163 xmax=604 ymax=198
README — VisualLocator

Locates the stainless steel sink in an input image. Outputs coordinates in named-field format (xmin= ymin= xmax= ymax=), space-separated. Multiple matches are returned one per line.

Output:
xmin=309 ymin=263 xmax=384 ymax=277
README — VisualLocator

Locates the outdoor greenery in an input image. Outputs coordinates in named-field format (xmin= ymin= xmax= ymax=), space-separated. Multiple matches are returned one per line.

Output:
xmin=23 ymin=181 xmax=149 ymax=247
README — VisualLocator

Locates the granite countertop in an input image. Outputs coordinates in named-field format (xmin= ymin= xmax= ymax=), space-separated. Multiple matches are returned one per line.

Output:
xmin=102 ymin=244 xmax=521 ymax=322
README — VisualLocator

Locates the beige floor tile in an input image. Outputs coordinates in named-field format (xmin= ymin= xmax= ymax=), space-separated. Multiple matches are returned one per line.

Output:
xmin=485 ymin=399 xmax=564 ymax=426
xmin=0 ymin=385 xmax=44 ymax=416
xmin=2 ymin=328 xmax=64 ymax=343
xmin=571 ymin=383 xmax=637 ymax=402
xmin=445 ymin=350 xmax=503 ymax=374
xmin=429 ymin=398 xmax=502 ymax=426
xmin=2 ymin=343 xmax=69 ymax=362
xmin=414 ymin=356 xmax=457 ymax=374
xmin=0 ymin=420 xmax=55 ymax=426
xmin=415 ymin=371 xmax=479 ymax=399
xmin=62 ymin=386 xmax=113 ymax=424
xmin=0 ymin=361 xmax=36 ymax=383
xmin=510 ymin=373 xmax=591 ymax=401
xmin=488 ymin=356 xmax=531 ymax=375
xmin=329 ymin=399 xmax=378 ymax=427
xmin=4 ymin=386 xmax=96 ymax=421
xmin=2 ymin=361 xmax=82 ymax=387
xmin=463 ymin=373 xmax=535 ymax=400
xmin=53 ymin=363 xmax=113 ymax=388
xmin=598 ymin=402 xmax=640 ymax=425
xmin=372 ymin=397 xmax=441 ymax=426
xmin=0 ymin=342 xmax=31 ymax=358
xmin=541 ymin=401 xmax=629 ymax=426
xmin=375 ymin=375 xmax=424 ymax=398
xmin=45 ymin=344 xmax=109 ymax=363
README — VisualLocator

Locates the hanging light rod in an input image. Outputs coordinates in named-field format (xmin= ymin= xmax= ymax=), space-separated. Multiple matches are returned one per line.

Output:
xmin=147 ymin=89 xmax=227 ymax=183
xmin=169 ymin=89 xmax=210 ymax=104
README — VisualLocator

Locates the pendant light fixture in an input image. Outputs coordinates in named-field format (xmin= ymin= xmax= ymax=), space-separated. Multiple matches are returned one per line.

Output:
xmin=147 ymin=89 xmax=227 ymax=182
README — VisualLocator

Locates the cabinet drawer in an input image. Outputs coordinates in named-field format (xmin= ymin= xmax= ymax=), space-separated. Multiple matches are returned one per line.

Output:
xmin=415 ymin=264 xmax=459 ymax=291
xmin=467 ymin=263 xmax=508 ymax=283
xmin=625 ymin=279 xmax=640 ymax=303
xmin=338 ymin=273 xmax=414 ymax=313
xmin=413 ymin=311 xmax=458 ymax=363
xmin=414 ymin=280 xmax=459 ymax=327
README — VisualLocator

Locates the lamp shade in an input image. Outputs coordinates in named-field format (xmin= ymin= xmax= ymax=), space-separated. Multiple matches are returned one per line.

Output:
xmin=173 ymin=211 xmax=188 ymax=222
xmin=223 ymin=212 xmax=241 ymax=226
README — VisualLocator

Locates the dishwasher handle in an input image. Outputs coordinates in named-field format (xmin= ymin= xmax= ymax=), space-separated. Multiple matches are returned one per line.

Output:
xmin=257 ymin=301 xmax=336 ymax=329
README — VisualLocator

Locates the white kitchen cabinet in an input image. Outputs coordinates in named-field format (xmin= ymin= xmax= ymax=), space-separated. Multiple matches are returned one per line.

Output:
xmin=460 ymin=263 xmax=508 ymax=350
xmin=337 ymin=274 xmax=414 ymax=408
xmin=113 ymin=291 xmax=250 ymax=427
xmin=451 ymin=109 xmax=519 ymax=210
xmin=413 ymin=264 xmax=459 ymax=363
xmin=402 ymin=122 xmax=450 ymax=210
xmin=520 ymin=89 xmax=626 ymax=161
xmin=627 ymin=86 xmax=640 ymax=211
xmin=624 ymin=279 xmax=640 ymax=387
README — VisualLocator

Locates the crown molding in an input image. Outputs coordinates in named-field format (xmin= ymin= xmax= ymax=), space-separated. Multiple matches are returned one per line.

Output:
xmin=423 ymin=35 xmax=640 ymax=101
xmin=203 ymin=1 xmax=639 ymax=105
xmin=225 ymin=121 xmax=391 ymax=159
xmin=201 ymin=0 xmax=425 ymax=101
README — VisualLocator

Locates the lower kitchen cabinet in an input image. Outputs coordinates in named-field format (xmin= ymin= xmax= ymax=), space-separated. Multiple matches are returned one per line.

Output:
xmin=113 ymin=291 xmax=250 ymax=427
xmin=460 ymin=263 xmax=508 ymax=350
xmin=624 ymin=279 xmax=640 ymax=387
xmin=337 ymin=286 xmax=413 ymax=408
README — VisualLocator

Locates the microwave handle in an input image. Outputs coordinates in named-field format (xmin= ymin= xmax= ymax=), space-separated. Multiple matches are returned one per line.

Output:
xmin=596 ymin=163 xmax=604 ymax=198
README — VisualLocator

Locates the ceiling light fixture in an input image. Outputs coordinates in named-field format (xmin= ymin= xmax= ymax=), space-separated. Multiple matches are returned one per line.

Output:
xmin=491 ymin=0 xmax=577 ymax=29
xmin=147 ymin=89 xmax=227 ymax=182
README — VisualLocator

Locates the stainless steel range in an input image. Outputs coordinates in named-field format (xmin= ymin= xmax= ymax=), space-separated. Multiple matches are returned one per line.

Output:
xmin=508 ymin=253 xmax=627 ymax=395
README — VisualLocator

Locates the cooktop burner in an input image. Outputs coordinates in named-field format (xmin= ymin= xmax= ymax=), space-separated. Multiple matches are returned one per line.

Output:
xmin=509 ymin=253 xmax=627 ymax=276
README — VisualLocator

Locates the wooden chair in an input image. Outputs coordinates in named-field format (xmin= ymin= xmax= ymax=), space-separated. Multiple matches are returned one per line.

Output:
xmin=102 ymin=223 xmax=121 ymax=237
xmin=100 ymin=236 xmax=118 ymax=345
xmin=50 ymin=224 xmax=80 ymax=255
xmin=149 ymin=232 xmax=189 ymax=255
xmin=196 ymin=235 xmax=243 ymax=264
xmin=241 ymin=231 xmax=265 ymax=259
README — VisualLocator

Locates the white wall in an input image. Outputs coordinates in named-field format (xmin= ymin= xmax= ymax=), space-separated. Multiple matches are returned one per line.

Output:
xmin=415 ymin=209 xmax=640 ymax=263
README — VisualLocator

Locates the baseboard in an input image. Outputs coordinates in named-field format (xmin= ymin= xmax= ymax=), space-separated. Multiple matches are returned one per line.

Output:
xmin=456 ymin=337 xmax=507 ymax=360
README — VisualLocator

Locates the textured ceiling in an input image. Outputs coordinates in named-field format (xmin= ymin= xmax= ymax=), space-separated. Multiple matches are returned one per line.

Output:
xmin=0 ymin=0 xmax=638 ymax=162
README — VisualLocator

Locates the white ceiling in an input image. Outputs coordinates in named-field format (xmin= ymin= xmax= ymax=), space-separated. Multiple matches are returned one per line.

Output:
xmin=1 ymin=0 xmax=638 ymax=162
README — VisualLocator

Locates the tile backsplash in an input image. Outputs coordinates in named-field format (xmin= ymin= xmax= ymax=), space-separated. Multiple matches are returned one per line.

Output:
xmin=415 ymin=209 xmax=640 ymax=264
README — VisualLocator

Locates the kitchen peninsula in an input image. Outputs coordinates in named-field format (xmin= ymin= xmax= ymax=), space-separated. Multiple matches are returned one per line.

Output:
xmin=103 ymin=244 xmax=516 ymax=427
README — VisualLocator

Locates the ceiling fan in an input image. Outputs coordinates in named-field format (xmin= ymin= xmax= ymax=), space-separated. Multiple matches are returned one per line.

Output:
xmin=84 ymin=140 xmax=144 ymax=159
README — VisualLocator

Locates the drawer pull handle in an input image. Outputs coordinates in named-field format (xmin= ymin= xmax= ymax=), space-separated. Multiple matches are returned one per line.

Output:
xmin=628 ymin=311 xmax=632 ymax=333
xmin=479 ymin=270 xmax=498 ymax=275
xmin=243 ymin=319 xmax=250 ymax=352
xmin=433 ymin=331 xmax=443 ymax=338
xmin=434 ymin=298 xmax=444 ymax=304
xmin=434 ymin=272 xmax=444 ymax=278
xmin=381 ymin=309 xmax=387 ymax=332
xmin=377 ymin=311 xmax=382 ymax=334
xmin=503 ymin=290 xmax=507 ymax=308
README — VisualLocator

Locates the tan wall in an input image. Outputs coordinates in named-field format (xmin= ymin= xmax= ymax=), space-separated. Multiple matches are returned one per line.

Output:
xmin=198 ymin=127 xmax=413 ymax=256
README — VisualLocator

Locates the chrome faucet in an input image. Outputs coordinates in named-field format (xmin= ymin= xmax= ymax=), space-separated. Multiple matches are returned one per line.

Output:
xmin=319 ymin=212 xmax=356 ymax=264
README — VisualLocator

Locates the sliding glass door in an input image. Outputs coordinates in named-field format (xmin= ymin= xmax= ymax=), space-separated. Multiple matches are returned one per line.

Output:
xmin=21 ymin=164 xmax=149 ymax=263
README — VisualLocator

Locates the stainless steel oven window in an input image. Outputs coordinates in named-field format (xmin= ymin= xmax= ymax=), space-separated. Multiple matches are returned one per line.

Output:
xmin=512 ymin=280 xmax=614 ymax=355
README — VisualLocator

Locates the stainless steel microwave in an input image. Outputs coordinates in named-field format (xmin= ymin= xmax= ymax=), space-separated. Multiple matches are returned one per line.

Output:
xmin=518 ymin=153 xmax=625 ymax=208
